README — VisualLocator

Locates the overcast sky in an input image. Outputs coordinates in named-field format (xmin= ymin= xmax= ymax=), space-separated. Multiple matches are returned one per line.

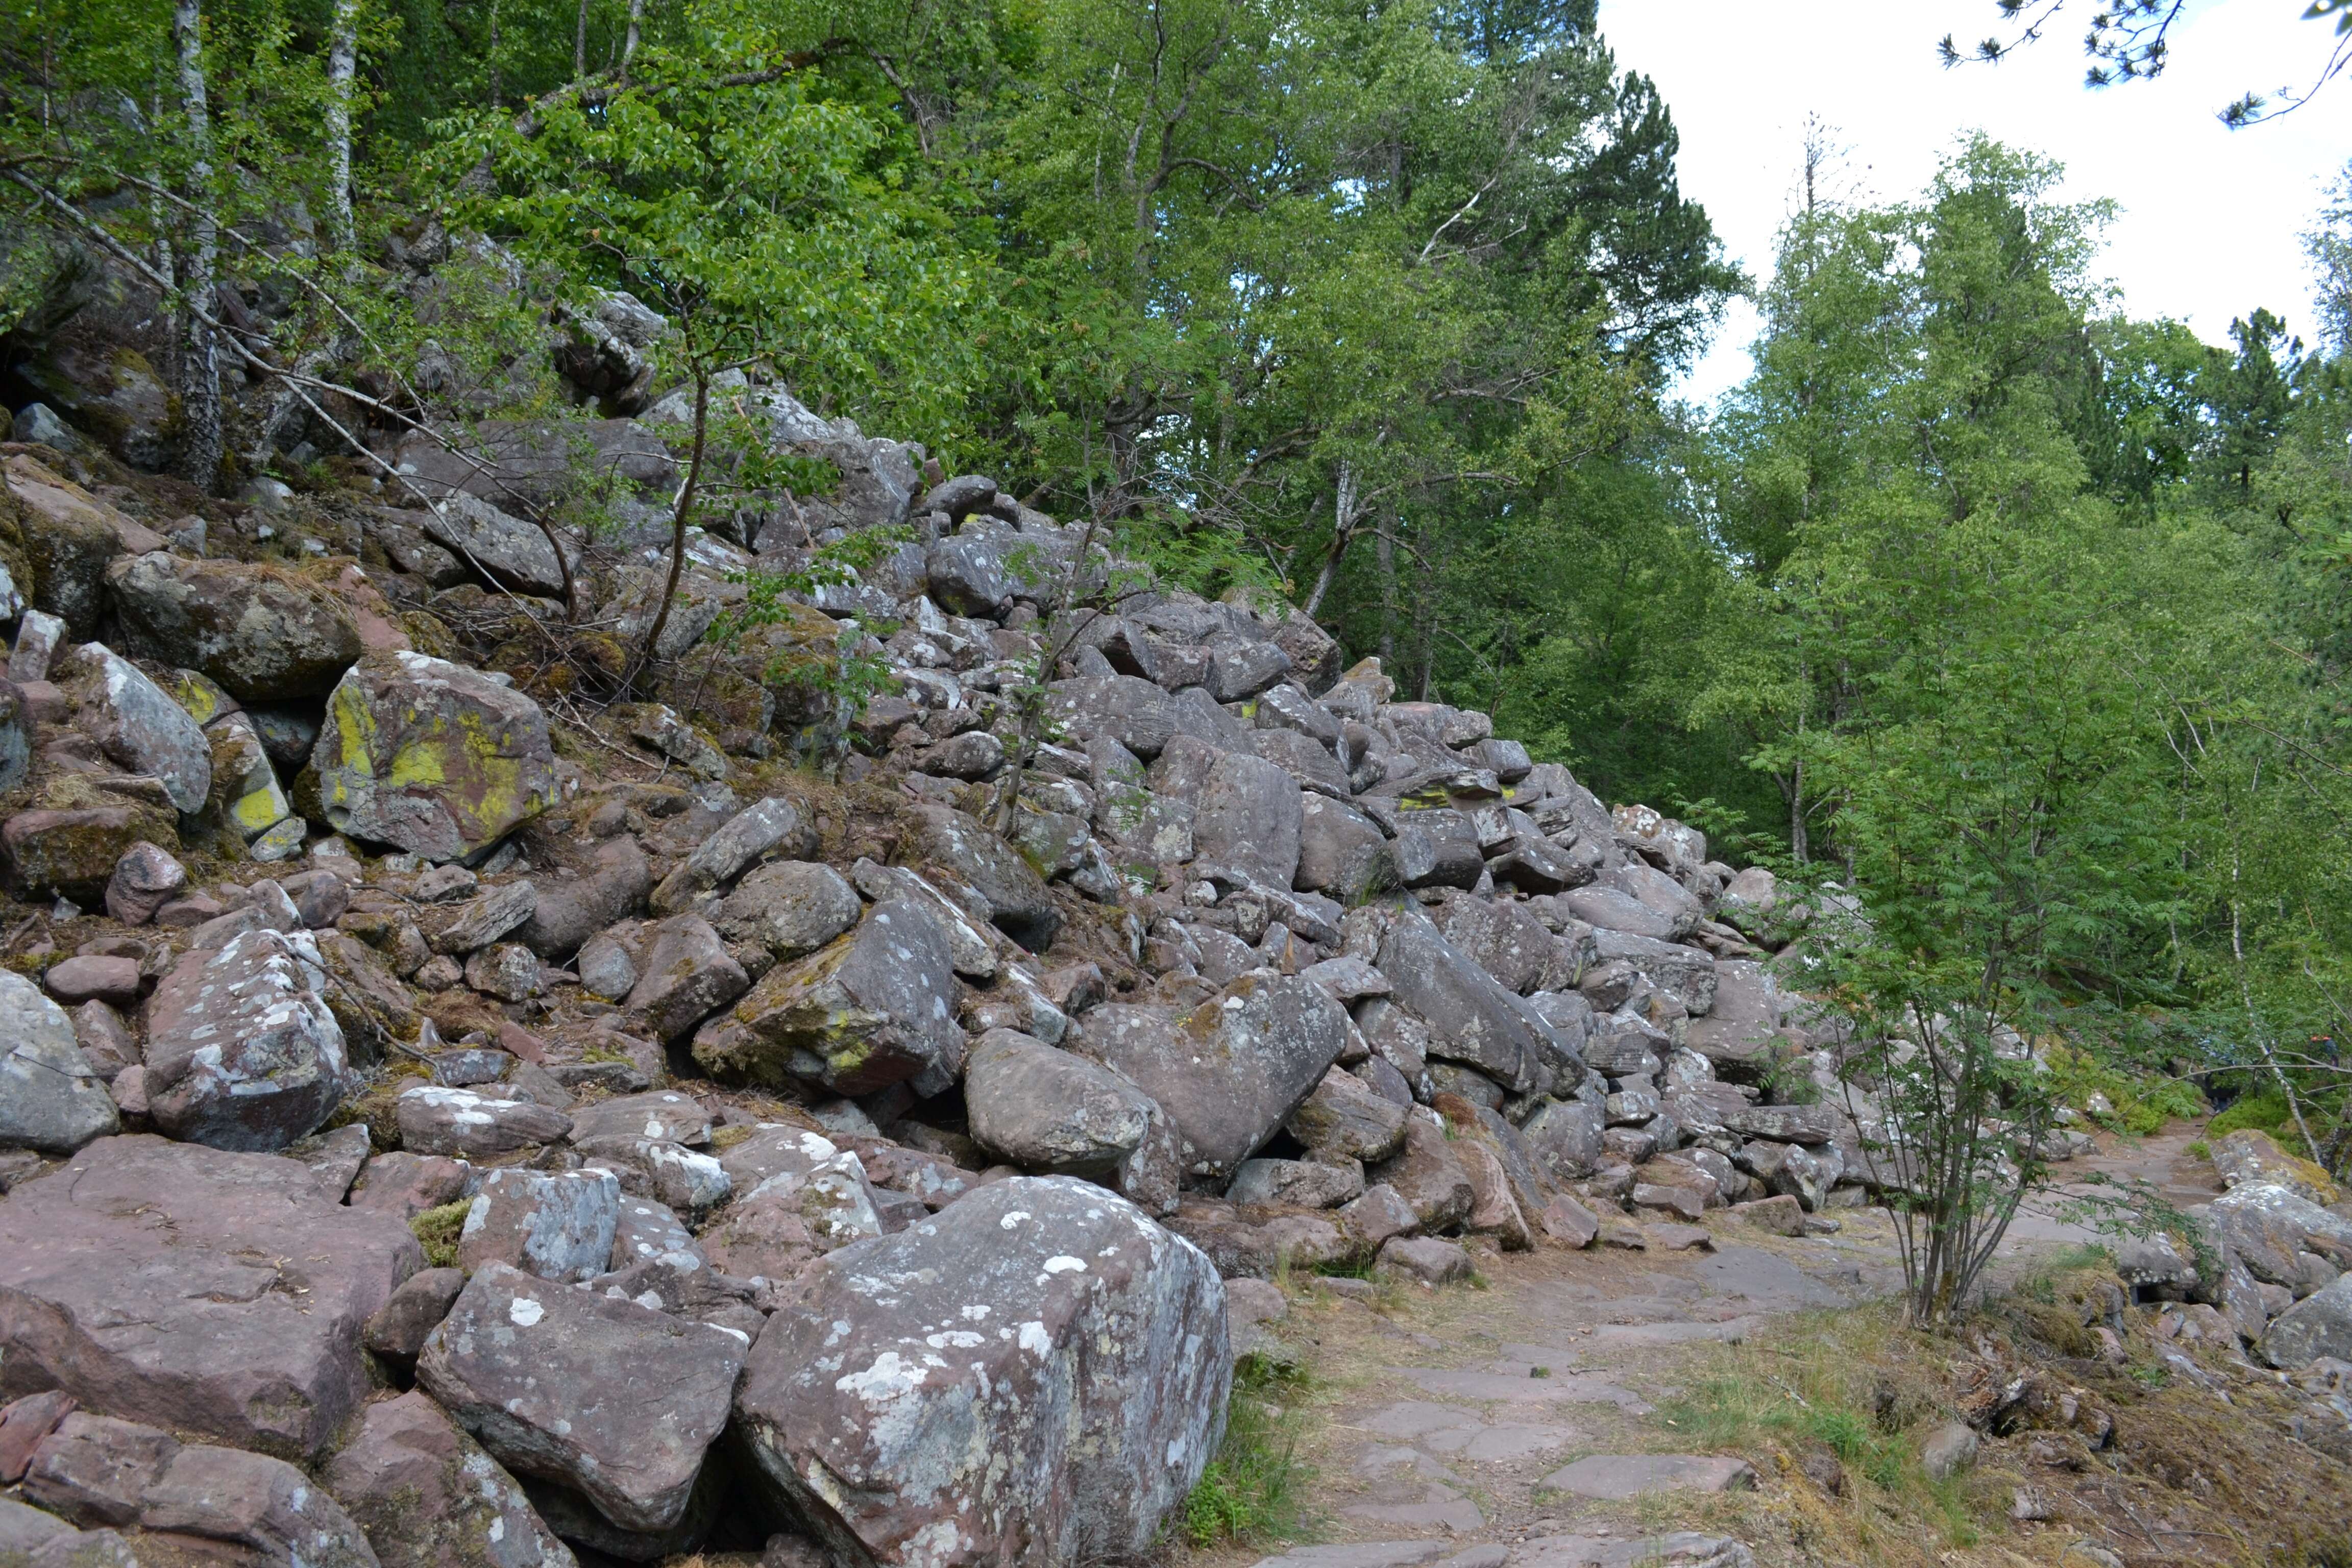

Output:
xmin=1594 ymin=0 xmax=2352 ymax=405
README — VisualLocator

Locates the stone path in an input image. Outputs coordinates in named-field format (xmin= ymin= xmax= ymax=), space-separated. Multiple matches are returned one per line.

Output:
xmin=1220 ymin=1123 xmax=2224 ymax=1568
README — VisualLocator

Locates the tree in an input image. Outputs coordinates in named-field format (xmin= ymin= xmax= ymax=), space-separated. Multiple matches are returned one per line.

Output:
xmin=1941 ymin=0 xmax=2352 ymax=125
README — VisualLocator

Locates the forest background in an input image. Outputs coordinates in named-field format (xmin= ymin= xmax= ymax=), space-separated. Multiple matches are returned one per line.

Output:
xmin=5 ymin=0 xmax=2352 ymax=1172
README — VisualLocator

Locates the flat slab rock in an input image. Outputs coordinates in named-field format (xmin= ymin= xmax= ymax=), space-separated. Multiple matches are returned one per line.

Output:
xmin=416 ymin=1261 xmax=744 ymax=1535
xmin=1538 ymin=1453 xmax=1758 ymax=1499
xmin=1508 ymin=1536 xmax=1756 ymax=1568
xmin=0 ymin=1135 xmax=422 ymax=1459
xmin=733 ymin=1176 xmax=1229 ymax=1568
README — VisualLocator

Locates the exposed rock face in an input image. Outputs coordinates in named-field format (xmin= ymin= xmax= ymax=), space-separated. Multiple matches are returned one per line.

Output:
xmin=1377 ymin=909 xmax=1575 ymax=1096
xmin=0 ymin=971 xmax=119 ymax=1154
xmin=733 ymin=1178 xmax=1229 ymax=1568
xmin=1079 ymin=975 xmax=1348 ymax=1178
xmin=417 ymin=1262 xmax=745 ymax=1535
xmin=697 ymin=899 xmax=964 ymax=1096
xmin=0 ymin=1135 xmax=421 ymax=1459
xmin=108 ymin=553 xmax=363 ymax=700
xmin=141 ymin=927 xmax=353 ymax=1152
xmin=313 ymin=651 xmax=561 ymax=861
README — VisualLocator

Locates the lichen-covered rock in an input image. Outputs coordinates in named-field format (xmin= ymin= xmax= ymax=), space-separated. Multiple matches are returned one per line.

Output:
xmin=1377 ymin=908 xmax=1576 ymax=1096
xmin=422 ymin=496 xmax=571 ymax=599
xmin=1078 ymin=974 xmax=1348 ymax=1179
xmin=55 ymin=644 xmax=211 ymax=814
xmin=3 ymin=798 xmax=176 ymax=904
xmin=965 ymin=1029 xmax=1155 ymax=1176
xmin=0 ymin=971 xmax=118 ymax=1154
xmin=313 ymin=651 xmax=560 ymax=862
xmin=323 ymin=1391 xmax=578 ymax=1568
xmin=102 ymin=841 xmax=184 ymax=925
xmin=647 ymin=796 xmax=816 ymax=914
xmin=732 ymin=1177 xmax=1228 ymax=1568
xmin=142 ymin=926 xmax=353 ymax=1152
xmin=396 ymin=1087 xmax=573 ymax=1159
xmin=2260 ymin=1273 xmax=2352 ymax=1369
xmin=202 ymin=710 xmax=296 ymax=846
xmin=623 ymin=916 xmax=749 ymax=1042
xmin=416 ymin=1262 xmax=744 ymax=1535
xmin=697 ymin=899 xmax=964 ymax=1097
xmin=457 ymin=1168 xmax=621 ymax=1283
xmin=713 ymin=861 xmax=862 ymax=959
xmin=898 ymin=805 xmax=1062 ymax=951
xmin=108 ymin=552 xmax=362 ymax=701
xmin=0 ymin=1135 xmax=421 ymax=1459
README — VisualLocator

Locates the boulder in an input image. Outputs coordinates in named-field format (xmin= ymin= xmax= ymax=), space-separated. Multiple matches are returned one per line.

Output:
xmin=1046 ymin=676 xmax=1215 ymax=762
xmin=700 ymin=1148 xmax=885 ymax=1280
xmin=142 ymin=927 xmax=352 ymax=1152
xmin=2209 ymin=1183 xmax=2352 ymax=1287
xmin=1079 ymin=974 xmax=1349 ymax=1178
xmin=6 ymin=462 xmax=138 ymax=638
xmin=313 ymin=652 xmax=561 ymax=862
xmin=623 ymin=916 xmax=749 ymax=1041
xmin=427 ymin=881 xmax=539 ymax=954
xmin=1293 ymin=795 xmax=1384 ymax=895
xmin=1367 ymin=1115 xmax=1475 ymax=1232
xmin=515 ymin=838 xmax=652 ymax=959
xmin=422 ymin=496 xmax=571 ymax=599
xmin=107 ymin=554 xmax=362 ymax=701
xmin=1377 ymin=1236 xmax=1473 ymax=1286
xmin=1284 ymin=1067 xmax=1407 ymax=1163
xmin=396 ymin=1087 xmax=573 ymax=1159
xmin=1377 ymin=909 xmax=1573 ymax=1096
xmin=323 ymin=1391 xmax=578 ymax=1568
xmin=1190 ymin=750 xmax=1304 ymax=891
xmin=714 ymin=861 xmax=862 ymax=959
xmin=2260 ymin=1273 xmax=2352 ymax=1369
xmin=1437 ymin=896 xmax=1563 ymax=996
xmin=1684 ymin=960 xmax=1784 ymax=1067
xmin=567 ymin=1091 xmax=712 ymax=1146
xmin=1227 ymin=1158 xmax=1363 ymax=1208
xmin=393 ymin=420 xmax=676 ymax=511
xmin=457 ymin=1168 xmax=622 ymax=1283
xmin=698 ymin=899 xmax=965 ymax=1096
xmin=55 ymin=645 xmax=211 ymax=813
xmin=732 ymin=1178 xmax=1227 ymax=1568
xmin=1589 ymin=930 xmax=1717 ymax=1016
xmin=898 ymin=805 xmax=1062 ymax=951
xmin=362 ymin=1268 xmax=468 ymax=1362
xmin=965 ymin=1030 xmax=1156 ymax=1176
xmin=647 ymin=797 xmax=816 ymax=914
xmin=204 ymin=710 xmax=296 ymax=846
xmin=24 ymin=1412 xmax=379 ymax=1568
xmin=0 ymin=973 xmax=118 ymax=1154
xmin=0 ymin=1135 xmax=421 ymax=1458
xmin=3 ymin=802 xmax=175 ymax=905
xmin=416 ymin=1263 xmax=745 ymax=1534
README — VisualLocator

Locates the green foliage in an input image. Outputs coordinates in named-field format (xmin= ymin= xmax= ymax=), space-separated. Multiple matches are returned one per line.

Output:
xmin=1181 ymin=1358 xmax=1314 ymax=1549
xmin=2206 ymin=1089 xmax=2299 ymax=1141
xmin=409 ymin=1200 xmax=471 ymax=1268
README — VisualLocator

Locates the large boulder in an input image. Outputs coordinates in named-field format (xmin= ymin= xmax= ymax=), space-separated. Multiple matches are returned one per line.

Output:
xmin=899 ymin=805 xmax=1062 ymax=951
xmin=1377 ymin=908 xmax=1574 ymax=1096
xmin=623 ymin=916 xmax=750 ymax=1042
xmin=54 ymin=644 xmax=211 ymax=814
xmin=422 ymin=496 xmax=571 ymax=599
xmin=1190 ymin=750 xmax=1304 ymax=891
xmin=107 ymin=553 xmax=362 ymax=701
xmin=416 ymin=1263 xmax=744 ymax=1536
xmin=2208 ymin=1182 xmax=2352 ymax=1287
xmin=1684 ymin=959 xmax=1785 ymax=1067
xmin=142 ymin=927 xmax=353 ymax=1152
xmin=2260 ymin=1273 xmax=2352 ymax=1370
xmin=0 ymin=1135 xmax=422 ymax=1459
xmin=713 ymin=861 xmax=862 ymax=959
xmin=647 ymin=796 xmax=817 ymax=915
xmin=1078 ymin=974 xmax=1348 ymax=1179
xmin=1046 ymin=676 xmax=1220 ymax=762
xmin=24 ymin=1411 xmax=379 ymax=1568
xmin=392 ymin=420 xmax=676 ymax=511
xmin=696 ymin=898 xmax=965 ymax=1097
xmin=516 ymin=838 xmax=652 ymax=959
xmin=732 ymin=1177 xmax=1228 ymax=1568
xmin=313 ymin=651 xmax=561 ymax=862
xmin=0 ymin=971 xmax=118 ymax=1154
xmin=323 ymin=1391 xmax=578 ymax=1568
xmin=2 ymin=793 xmax=177 ymax=905
xmin=965 ymin=1030 xmax=1157 ymax=1176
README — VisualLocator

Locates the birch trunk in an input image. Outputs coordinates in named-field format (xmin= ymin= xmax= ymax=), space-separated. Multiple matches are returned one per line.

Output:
xmin=172 ymin=0 xmax=222 ymax=492
xmin=324 ymin=0 xmax=360 ymax=253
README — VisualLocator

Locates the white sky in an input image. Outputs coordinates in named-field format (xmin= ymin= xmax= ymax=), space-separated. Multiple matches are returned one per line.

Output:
xmin=1594 ymin=0 xmax=2352 ymax=405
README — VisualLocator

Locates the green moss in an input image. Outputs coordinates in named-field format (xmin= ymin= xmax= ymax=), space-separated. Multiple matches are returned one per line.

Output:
xmin=409 ymin=1200 xmax=473 ymax=1268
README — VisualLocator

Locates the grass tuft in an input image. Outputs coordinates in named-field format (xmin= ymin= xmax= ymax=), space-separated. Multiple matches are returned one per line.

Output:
xmin=409 ymin=1199 xmax=473 ymax=1269
xmin=1181 ymin=1358 xmax=1316 ymax=1549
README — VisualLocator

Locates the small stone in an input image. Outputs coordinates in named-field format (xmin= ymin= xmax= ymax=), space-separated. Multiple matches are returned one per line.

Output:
xmin=1919 ymin=1421 xmax=1980 ymax=1481
xmin=101 ymin=842 xmax=184 ymax=926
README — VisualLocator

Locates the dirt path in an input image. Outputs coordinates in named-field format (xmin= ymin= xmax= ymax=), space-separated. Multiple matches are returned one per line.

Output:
xmin=1211 ymin=1123 xmax=2227 ymax=1568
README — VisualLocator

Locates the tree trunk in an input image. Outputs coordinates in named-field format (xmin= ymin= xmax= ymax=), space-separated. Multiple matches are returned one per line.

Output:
xmin=622 ymin=0 xmax=644 ymax=77
xmin=635 ymin=366 xmax=707 ymax=682
xmin=1300 ymin=459 xmax=1357 ymax=620
xmin=1375 ymin=510 xmax=1396 ymax=665
xmin=574 ymin=0 xmax=589 ymax=78
xmin=324 ymin=0 xmax=360 ymax=253
xmin=172 ymin=0 xmax=221 ymax=494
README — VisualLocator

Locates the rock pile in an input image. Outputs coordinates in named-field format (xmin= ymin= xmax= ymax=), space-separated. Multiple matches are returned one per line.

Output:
xmin=2 ymin=262 xmax=2331 ymax=1567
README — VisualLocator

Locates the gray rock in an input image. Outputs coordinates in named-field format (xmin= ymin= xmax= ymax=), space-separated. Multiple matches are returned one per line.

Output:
xmin=396 ymin=1086 xmax=573 ymax=1158
xmin=1228 ymin=1158 xmax=1363 ymax=1208
xmin=363 ymin=1267 xmax=469 ymax=1362
xmin=732 ymin=1177 xmax=1228 ymax=1568
xmin=1286 ymin=1067 xmax=1408 ymax=1163
xmin=0 ymin=1135 xmax=421 ymax=1458
xmin=578 ymin=1138 xmax=731 ymax=1215
xmin=899 ymin=805 xmax=1062 ymax=951
xmin=649 ymin=796 xmax=816 ymax=914
xmin=1538 ymin=1454 xmax=1757 ymax=1500
xmin=457 ymin=1168 xmax=622 ymax=1283
xmin=429 ymin=881 xmax=540 ymax=955
xmin=1191 ymin=750 xmax=1305 ymax=891
xmin=1561 ymin=886 xmax=1680 ymax=941
xmin=1684 ymin=960 xmax=1784 ymax=1067
xmin=1919 ymin=1422 xmax=1979 ymax=1481
xmin=698 ymin=899 xmax=965 ymax=1097
xmin=701 ymin=1145 xmax=886 ymax=1280
xmin=56 ymin=644 xmax=211 ymax=813
xmin=1202 ymin=633 xmax=1292 ymax=701
xmin=926 ymin=520 xmax=1018 ymax=616
xmin=1294 ymin=795 xmax=1384 ymax=895
xmin=323 ymin=1391 xmax=578 ymax=1568
xmin=2209 ymin=1182 xmax=2352 ymax=1288
xmin=142 ymin=927 xmax=352 ymax=1152
xmin=1437 ymin=896 xmax=1563 ymax=997
xmin=1080 ymin=975 xmax=1349 ymax=1178
xmin=568 ymin=1090 xmax=711 ymax=1146
xmin=965 ymin=1030 xmax=1155 ymax=1175
xmin=1048 ymin=675 xmax=1223 ymax=762
xmin=100 ymin=842 xmax=183 ymax=928
xmin=108 ymin=553 xmax=362 ymax=701
xmin=1368 ymin=1115 xmax=1475 ymax=1231
xmin=2261 ymin=1273 xmax=2352 ymax=1368
xmin=624 ymin=916 xmax=750 ymax=1041
xmin=423 ymin=495 xmax=572 ymax=599
xmin=714 ymin=861 xmax=863 ymax=959
xmin=1377 ymin=909 xmax=1573 ymax=1096
xmin=576 ymin=934 xmax=637 ymax=999
xmin=0 ymin=973 xmax=118 ymax=1154
xmin=313 ymin=652 xmax=560 ymax=863
xmin=1588 ymin=930 xmax=1716 ymax=1016
xmin=1521 ymin=1098 xmax=1605 ymax=1180
xmin=1377 ymin=1236 xmax=1472 ymax=1286
xmin=516 ymin=838 xmax=652 ymax=960
xmin=418 ymin=1262 xmax=745 ymax=1535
